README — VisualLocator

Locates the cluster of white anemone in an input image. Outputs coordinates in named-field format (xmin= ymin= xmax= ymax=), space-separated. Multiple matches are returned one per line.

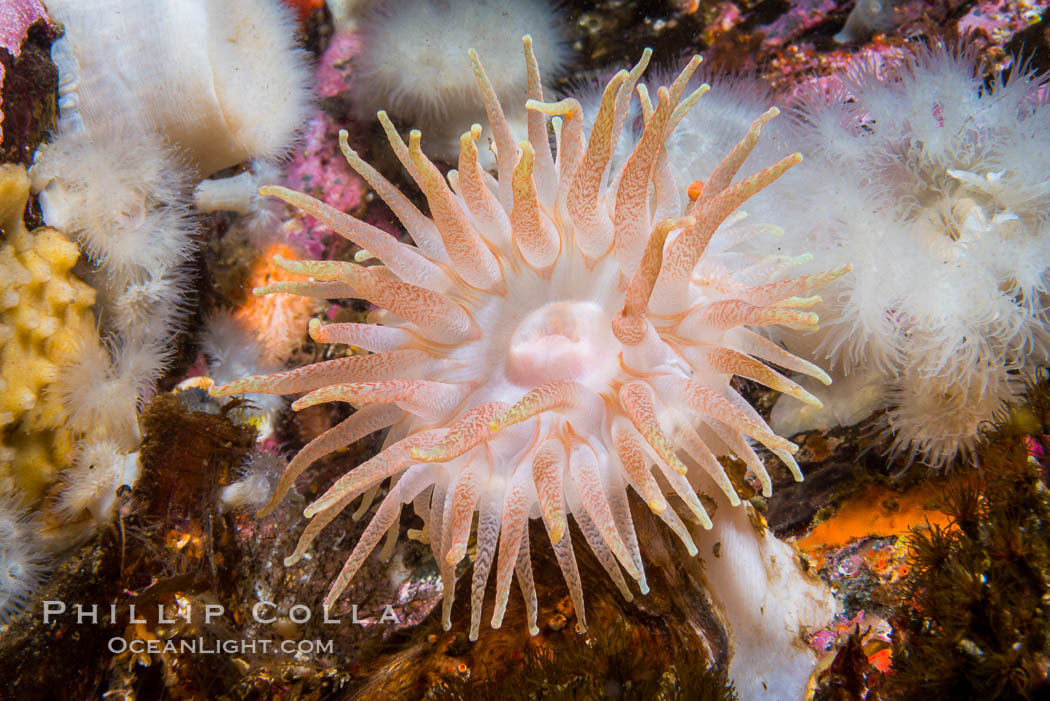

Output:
xmin=22 ymin=0 xmax=312 ymax=527
xmin=754 ymin=45 xmax=1050 ymax=467
xmin=215 ymin=38 xmax=840 ymax=700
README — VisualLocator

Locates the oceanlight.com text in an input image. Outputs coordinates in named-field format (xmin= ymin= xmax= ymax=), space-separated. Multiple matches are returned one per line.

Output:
xmin=107 ymin=636 xmax=334 ymax=656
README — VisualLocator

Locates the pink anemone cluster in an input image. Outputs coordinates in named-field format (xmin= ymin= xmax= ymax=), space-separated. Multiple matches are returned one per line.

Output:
xmin=213 ymin=38 xmax=842 ymax=640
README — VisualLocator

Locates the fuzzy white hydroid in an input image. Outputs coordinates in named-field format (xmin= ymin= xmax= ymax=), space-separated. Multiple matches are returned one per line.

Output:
xmin=214 ymin=41 xmax=841 ymax=644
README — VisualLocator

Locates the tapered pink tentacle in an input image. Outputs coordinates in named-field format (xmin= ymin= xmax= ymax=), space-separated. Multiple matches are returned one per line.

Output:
xmin=522 ymin=36 xmax=557 ymax=205
xmin=412 ymin=401 xmax=510 ymax=462
xmin=340 ymin=128 xmax=446 ymax=262
xmin=253 ymin=279 xmax=358 ymax=299
xmin=429 ymin=482 xmax=457 ymax=630
xmin=618 ymin=381 xmax=689 ymax=475
xmin=686 ymin=299 xmax=819 ymax=333
xmin=376 ymin=110 xmax=424 ymax=184
xmin=511 ymin=141 xmax=560 ymax=272
xmin=274 ymin=256 xmax=477 ymax=344
xmin=705 ymin=417 xmax=774 ymax=497
xmin=666 ymin=55 xmax=703 ymax=104
xmin=491 ymin=462 xmax=534 ymax=628
xmin=444 ymin=456 xmax=488 ymax=567
xmin=308 ymin=318 xmax=415 ymax=353
xmin=611 ymin=422 xmax=667 ymax=514
xmin=514 ymin=528 xmax=540 ymax=636
xmin=211 ymin=348 xmax=434 ymax=396
xmin=352 ymin=481 xmax=382 ymax=521
xmin=573 ymin=503 xmax=633 ymax=600
xmin=613 ymin=87 xmax=672 ymax=264
xmin=613 ymin=216 xmax=694 ymax=344
xmin=305 ymin=430 xmax=446 ymax=518
xmin=468 ymin=494 xmax=501 ymax=641
xmin=293 ymin=379 xmax=471 ymax=419
xmin=284 ymin=487 xmax=359 ymax=566
xmin=611 ymin=57 xmax=700 ymax=266
xmin=260 ymin=185 xmax=448 ymax=291
xmin=651 ymin=497 xmax=700 ymax=556
xmin=727 ymin=327 xmax=832 ymax=385
xmin=609 ymin=49 xmax=651 ymax=152
xmin=567 ymin=441 xmax=642 ymax=582
xmin=407 ymin=131 xmax=504 ymax=293
xmin=673 ymin=421 xmax=740 ymax=505
xmin=469 ymin=49 xmax=519 ymax=208
xmin=565 ymin=70 xmax=628 ymax=259
xmin=698 ymin=107 xmax=781 ymax=206
xmin=691 ymin=345 xmax=822 ymax=407
xmin=491 ymin=381 xmax=579 ymax=432
xmin=531 ymin=439 xmax=568 ymax=543
xmin=651 ymin=148 xmax=682 ymax=224
xmin=548 ymin=521 xmax=587 ymax=632
xmin=322 ymin=488 xmax=404 ymax=607
xmin=668 ymin=377 xmax=797 ymax=456
xmin=457 ymin=125 xmax=511 ymax=246
xmin=656 ymin=152 xmax=803 ymax=296
xmin=527 ymin=97 xmax=584 ymax=203
xmin=603 ymin=465 xmax=647 ymax=594
xmin=651 ymin=453 xmax=714 ymax=529
xmin=742 ymin=264 xmax=851 ymax=307
xmin=259 ymin=403 xmax=403 ymax=517
xmin=612 ymin=421 xmax=705 ymax=549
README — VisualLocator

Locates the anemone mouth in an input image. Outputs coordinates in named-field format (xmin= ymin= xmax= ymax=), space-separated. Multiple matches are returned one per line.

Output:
xmin=506 ymin=301 xmax=618 ymax=387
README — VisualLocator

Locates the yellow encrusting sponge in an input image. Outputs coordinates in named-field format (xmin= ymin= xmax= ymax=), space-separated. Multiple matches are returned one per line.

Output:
xmin=0 ymin=164 xmax=98 ymax=502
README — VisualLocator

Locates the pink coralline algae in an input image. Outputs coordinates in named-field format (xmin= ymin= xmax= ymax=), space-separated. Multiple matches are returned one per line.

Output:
xmin=215 ymin=40 xmax=843 ymax=641
xmin=315 ymin=32 xmax=360 ymax=99
xmin=959 ymin=0 xmax=1048 ymax=47
xmin=283 ymin=111 xmax=367 ymax=258
xmin=756 ymin=0 xmax=839 ymax=47
xmin=0 ymin=0 xmax=48 ymax=144
xmin=0 ymin=0 xmax=46 ymax=55
xmin=281 ymin=30 xmax=366 ymax=258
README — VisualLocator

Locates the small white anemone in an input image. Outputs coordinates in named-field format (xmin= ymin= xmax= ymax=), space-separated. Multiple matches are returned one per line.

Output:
xmin=884 ymin=363 xmax=1023 ymax=468
xmin=0 ymin=497 xmax=48 ymax=625
xmin=51 ymin=441 xmax=141 ymax=524
xmin=219 ymin=452 xmax=286 ymax=513
xmin=201 ymin=313 xmax=284 ymax=440
xmin=30 ymin=130 xmax=196 ymax=276
xmin=353 ymin=0 xmax=572 ymax=164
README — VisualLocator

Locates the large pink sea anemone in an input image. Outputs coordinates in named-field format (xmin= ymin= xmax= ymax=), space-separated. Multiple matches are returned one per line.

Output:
xmin=213 ymin=39 xmax=843 ymax=640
